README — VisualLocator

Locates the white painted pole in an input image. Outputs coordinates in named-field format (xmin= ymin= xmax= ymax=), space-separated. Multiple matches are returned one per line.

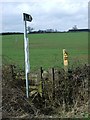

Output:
xmin=24 ymin=20 xmax=30 ymax=98
xmin=23 ymin=13 xmax=32 ymax=98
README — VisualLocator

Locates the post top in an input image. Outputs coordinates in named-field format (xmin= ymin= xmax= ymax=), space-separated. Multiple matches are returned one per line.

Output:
xmin=23 ymin=13 xmax=32 ymax=22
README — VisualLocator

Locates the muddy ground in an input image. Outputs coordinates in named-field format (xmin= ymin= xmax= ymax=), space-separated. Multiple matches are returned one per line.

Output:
xmin=2 ymin=64 xmax=90 ymax=119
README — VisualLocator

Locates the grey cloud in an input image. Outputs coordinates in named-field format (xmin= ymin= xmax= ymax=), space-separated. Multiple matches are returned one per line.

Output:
xmin=1 ymin=0 xmax=88 ymax=32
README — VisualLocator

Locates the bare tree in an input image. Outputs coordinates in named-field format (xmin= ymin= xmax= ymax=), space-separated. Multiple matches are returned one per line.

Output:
xmin=27 ymin=26 xmax=34 ymax=33
xmin=72 ymin=25 xmax=78 ymax=30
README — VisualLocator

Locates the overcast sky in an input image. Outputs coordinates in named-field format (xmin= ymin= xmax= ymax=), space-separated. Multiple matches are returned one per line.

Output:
xmin=0 ymin=0 xmax=89 ymax=33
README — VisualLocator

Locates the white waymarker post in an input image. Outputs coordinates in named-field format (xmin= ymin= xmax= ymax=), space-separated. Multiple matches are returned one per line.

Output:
xmin=23 ymin=13 xmax=32 ymax=98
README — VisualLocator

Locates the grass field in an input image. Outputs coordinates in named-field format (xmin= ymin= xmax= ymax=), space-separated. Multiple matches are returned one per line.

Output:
xmin=2 ymin=32 xmax=88 ymax=71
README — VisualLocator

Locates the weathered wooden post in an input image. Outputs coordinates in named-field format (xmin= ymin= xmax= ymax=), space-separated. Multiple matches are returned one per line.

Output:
xmin=52 ymin=68 xmax=55 ymax=100
xmin=63 ymin=49 xmax=68 ymax=72
xmin=40 ymin=67 xmax=44 ymax=98
xmin=10 ymin=65 xmax=15 ymax=79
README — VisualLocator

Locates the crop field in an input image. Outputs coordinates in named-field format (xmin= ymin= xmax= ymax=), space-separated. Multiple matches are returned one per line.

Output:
xmin=2 ymin=32 xmax=88 ymax=71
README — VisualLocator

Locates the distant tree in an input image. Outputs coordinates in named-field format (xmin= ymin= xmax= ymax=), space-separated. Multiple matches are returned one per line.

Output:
xmin=27 ymin=26 xmax=34 ymax=33
xmin=46 ymin=29 xmax=54 ymax=33
xmin=72 ymin=25 xmax=78 ymax=30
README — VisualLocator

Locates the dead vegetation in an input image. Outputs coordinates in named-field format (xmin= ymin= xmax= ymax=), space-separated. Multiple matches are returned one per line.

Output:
xmin=2 ymin=64 xmax=90 ymax=118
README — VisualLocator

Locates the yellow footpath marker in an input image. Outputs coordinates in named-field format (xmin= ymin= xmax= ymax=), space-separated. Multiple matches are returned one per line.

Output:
xmin=63 ymin=49 xmax=68 ymax=72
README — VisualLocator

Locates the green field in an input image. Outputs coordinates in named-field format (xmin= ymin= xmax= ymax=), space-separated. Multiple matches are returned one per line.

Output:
xmin=2 ymin=32 xmax=88 ymax=71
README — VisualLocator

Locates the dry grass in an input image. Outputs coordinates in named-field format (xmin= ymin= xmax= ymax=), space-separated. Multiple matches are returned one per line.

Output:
xmin=2 ymin=64 xmax=89 ymax=118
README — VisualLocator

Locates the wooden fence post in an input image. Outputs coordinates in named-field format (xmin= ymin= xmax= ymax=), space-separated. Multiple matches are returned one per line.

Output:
xmin=40 ymin=67 xmax=44 ymax=99
xmin=10 ymin=65 xmax=15 ymax=79
xmin=52 ymin=68 xmax=55 ymax=100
